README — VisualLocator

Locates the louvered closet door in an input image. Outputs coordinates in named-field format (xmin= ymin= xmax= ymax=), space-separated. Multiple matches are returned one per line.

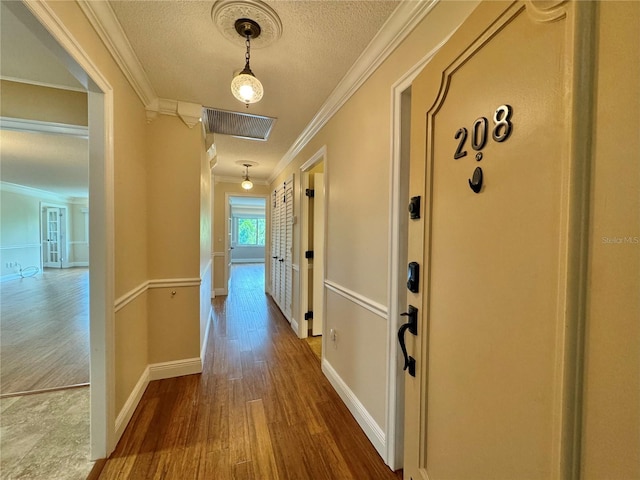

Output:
xmin=283 ymin=179 xmax=294 ymax=320
xmin=278 ymin=183 xmax=287 ymax=308
xmin=271 ymin=189 xmax=281 ymax=300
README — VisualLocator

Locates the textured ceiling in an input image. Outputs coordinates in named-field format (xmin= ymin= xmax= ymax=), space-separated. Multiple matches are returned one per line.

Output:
xmin=0 ymin=0 xmax=401 ymax=196
xmin=108 ymin=0 xmax=400 ymax=181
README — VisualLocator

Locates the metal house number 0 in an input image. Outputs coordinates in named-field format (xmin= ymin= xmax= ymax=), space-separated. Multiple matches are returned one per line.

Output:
xmin=453 ymin=104 xmax=513 ymax=193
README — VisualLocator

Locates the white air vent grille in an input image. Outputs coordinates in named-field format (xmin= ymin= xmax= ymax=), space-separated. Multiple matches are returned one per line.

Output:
xmin=203 ymin=107 xmax=276 ymax=141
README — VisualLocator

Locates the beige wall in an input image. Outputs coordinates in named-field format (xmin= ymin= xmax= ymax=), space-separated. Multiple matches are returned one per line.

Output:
xmin=0 ymin=79 xmax=87 ymax=125
xmin=582 ymin=1 xmax=640 ymax=477
xmin=270 ymin=0 xmax=480 ymax=436
xmin=69 ymin=201 xmax=89 ymax=265
xmin=146 ymin=114 xmax=204 ymax=364
xmin=0 ymin=187 xmax=88 ymax=276
xmin=0 ymin=189 xmax=42 ymax=276
xmin=147 ymin=115 xmax=201 ymax=279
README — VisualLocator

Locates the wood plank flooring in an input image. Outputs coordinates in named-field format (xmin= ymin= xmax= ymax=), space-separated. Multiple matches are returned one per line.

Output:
xmin=98 ymin=264 xmax=402 ymax=479
xmin=0 ymin=268 xmax=90 ymax=395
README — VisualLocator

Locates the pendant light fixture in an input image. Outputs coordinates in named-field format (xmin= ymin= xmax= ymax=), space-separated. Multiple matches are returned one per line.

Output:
xmin=231 ymin=19 xmax=263 ymax=107
xmin=241 ymin=163 xmax=254 ymax=190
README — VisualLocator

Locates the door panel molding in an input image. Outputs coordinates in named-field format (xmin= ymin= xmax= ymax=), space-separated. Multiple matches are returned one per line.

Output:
xmin=405 ymin=1 xmax=595 ymax=478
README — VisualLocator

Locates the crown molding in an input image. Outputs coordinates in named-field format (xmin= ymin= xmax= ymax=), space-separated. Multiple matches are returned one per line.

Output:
xmin=268 ymin=0 xmax=439 ymax=183
xmin=77 ymin=1 xmax=205 ymax=128
xmin=0 ymin=181 xmax=86 ymax=203
xmin=0 ymin=116 xmax=88 ymax=137
xmin=0 ymin=75 xmax=86 ymax=93
xmin=77 ymin=0 xmax=156 ymax=106
xmin=145 ymin=99 xmax=203 ymax=128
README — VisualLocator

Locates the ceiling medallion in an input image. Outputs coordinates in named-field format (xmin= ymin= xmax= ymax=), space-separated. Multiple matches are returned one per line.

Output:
xmin=212 ymin=0 xmax=282 ymax=49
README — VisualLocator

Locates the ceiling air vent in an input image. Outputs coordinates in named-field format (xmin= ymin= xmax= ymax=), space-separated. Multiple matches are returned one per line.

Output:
xmin=203 ymin=107 xmax=276 ymax=141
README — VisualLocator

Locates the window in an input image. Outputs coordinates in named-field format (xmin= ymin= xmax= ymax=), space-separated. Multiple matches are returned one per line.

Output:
xmin=237 ymin=218 xmax=266 ymax=246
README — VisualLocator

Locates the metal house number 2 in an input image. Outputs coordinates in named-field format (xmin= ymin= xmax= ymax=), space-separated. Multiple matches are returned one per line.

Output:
xmin=453 ymin=104 xmax=513 ymax=193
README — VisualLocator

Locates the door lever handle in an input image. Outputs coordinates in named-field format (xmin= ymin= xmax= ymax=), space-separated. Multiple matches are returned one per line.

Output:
xmin=398 ymin=305 xmax=418 ymax=377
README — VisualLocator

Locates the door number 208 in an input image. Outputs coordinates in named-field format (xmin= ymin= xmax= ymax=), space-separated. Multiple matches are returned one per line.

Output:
xmin=453 ymin=105 xmax=513 ymax=160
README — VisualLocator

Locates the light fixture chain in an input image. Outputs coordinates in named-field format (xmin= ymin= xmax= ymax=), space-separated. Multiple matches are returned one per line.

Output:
xmin=245 ymin=35 xmax=251 ymax=65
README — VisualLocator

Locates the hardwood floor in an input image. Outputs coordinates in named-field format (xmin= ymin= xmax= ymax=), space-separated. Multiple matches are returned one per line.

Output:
xmin=99 ymin=264 xmax=402 ymax=479
xmin=0 ymin=268 xmax=89 ymax=395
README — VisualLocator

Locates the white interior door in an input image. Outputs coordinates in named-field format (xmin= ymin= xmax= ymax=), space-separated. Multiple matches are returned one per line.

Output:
xmin=311 ymin=174 xmax=324 ymax=336
xmin=227 ymin=214 xmax=232 ymax=283
xmin=43 ymin=206 xmax=66 ymax=268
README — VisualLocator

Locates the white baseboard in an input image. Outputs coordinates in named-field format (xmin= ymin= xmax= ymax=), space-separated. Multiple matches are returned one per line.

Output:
xmin=148 ymin=357 xmax=202 ymax=381
xmin=291 ymin=317 xmax=300 ymax=337
xmin=214 ymin=287 xmax=227 ymax=296
xmin=115 ymin=366 xmax=150 ymax=441
xmin=115 ymin=356 xmax=203 ymax=443
xmin=69 ymin=262 xmax=89 ymax=267
xmin=1 ymin=273 xmax=22 ymax=282
xmin=201 ymin=308 xmax=213 ymax=362
xmin=322 ymin=359 xmax=386 ymax=458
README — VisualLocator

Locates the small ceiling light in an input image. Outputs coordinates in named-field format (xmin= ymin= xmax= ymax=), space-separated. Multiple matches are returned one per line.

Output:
xmin=231 ymin=19 xmax=263 ymax=107
xmin=241 ymin=163 xmax=254 ymax=190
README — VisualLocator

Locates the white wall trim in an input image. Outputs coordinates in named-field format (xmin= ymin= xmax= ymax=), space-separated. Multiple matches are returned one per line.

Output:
xmin=114 ymin=281 xmax=147 ymax=313
xmin=148 ymin=357 xmax=202 ymax=381
xmin=114 ymin=366 xmax=149 ymax=441
xmin=268 ymin=0 xmax=439 ymax=183
xmin=292 ymin=263 xmax=300 ymax=272
xmin=322 ymin=358 xmax=386 ymax=458
xmin=300 ymin=145 xmax=328 ymax=172
xmin=324 ymin=280 xmax=388 ymax=320
xmin=0 ymin=74 xmax=86 ymax=93
xmin=148 ymin=277 xmax=201 ymax=289
xmin=1 ymin=273 xmax=22 ymax=283
xmin=201 ymin=308 xmax=213 ymax=362
xmin=291 ymin=317 xmax=300 ymax=338
xmin=0 ymin=116 xmax=88 ymax=137
xmin=214 ymin=287 xmax=228 ymax=296
xmin=16 ymin=0 xmax=117 ymax=459
xmin=0 ymin=243 xmax=42 ymax=250
xmin=114 ymin=277 xmax=202 ymax=313
xmin=114 ymin=356 xmax=203 ymax=442
xmin=0 ymin=181 xmax=86 ymax=204
xmin=76 ymin=0 xmax=156 ymax=107
xmin=384 ymin=30 xmax=457 ymax=470
xmin=69 ymin=262 xmax=89 ymax=267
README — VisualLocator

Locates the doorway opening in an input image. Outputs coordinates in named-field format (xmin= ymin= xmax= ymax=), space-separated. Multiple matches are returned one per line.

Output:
xmin=299 ymin=147 xmax=326 ymax=363
xmin=0 ymin=0 xmax=115 ymax=473
xmin=225 ymin=194 xmax=268 ymax=296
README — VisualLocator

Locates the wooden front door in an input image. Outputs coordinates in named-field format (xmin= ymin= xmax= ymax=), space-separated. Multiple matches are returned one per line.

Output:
xmin=403 ymin=1 xmax=593 ymax=478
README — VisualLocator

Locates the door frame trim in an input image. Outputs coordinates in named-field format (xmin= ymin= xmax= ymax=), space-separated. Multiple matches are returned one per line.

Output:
xmin=298 ymin=146 xmax=327 ymax=339
xmin=386 ymin=33 xmax=455 ymax=470
xmin=19 ymin=0 xmax=116 ymax=459
xmin=224 ymin=192 xmax=270 ymax=296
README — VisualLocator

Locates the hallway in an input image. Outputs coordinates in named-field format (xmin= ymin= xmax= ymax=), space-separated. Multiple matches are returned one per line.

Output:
xmin=98 ymin=264 xmax=402 ymax=479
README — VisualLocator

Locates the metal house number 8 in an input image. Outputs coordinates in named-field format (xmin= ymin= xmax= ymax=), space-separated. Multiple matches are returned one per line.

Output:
xmin=453 ymin=104 xmax=513 ymax=193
